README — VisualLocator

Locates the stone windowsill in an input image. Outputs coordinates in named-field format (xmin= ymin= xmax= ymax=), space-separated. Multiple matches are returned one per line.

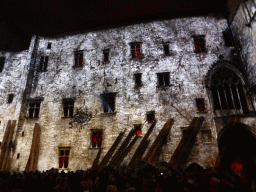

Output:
xmin=72 ymin=65 xmax=83 ymax=68
xmin=61 ymin=116 xmax=74 ymax=119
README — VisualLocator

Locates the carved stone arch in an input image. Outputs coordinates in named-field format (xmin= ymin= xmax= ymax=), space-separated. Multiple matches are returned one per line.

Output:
xmin=206 ymin=61 xmax=251 ymax=115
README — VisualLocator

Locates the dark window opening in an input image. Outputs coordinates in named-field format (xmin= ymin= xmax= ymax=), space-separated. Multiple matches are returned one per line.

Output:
xmin=157 ymin=73 xmax=170 ymax=86
xmin=59 ymin=148 xmax=70 ymax=168
xmin=131 ymin=44 xmax=141 ymax=58
xmin=22 ymin=131 xmax=24 ymax=137
xmin=210 ymin=67 xmax=249 ymax=114
xmin=47 ymin=43 xmax=52 ymax=49
xmin=223 ymin=30 xmax=234 ymax=47
xmin=29 ymin=102 xmax=41 ymax=118
xmin=196 ymin=98 xmax=205 ymax=112
xmin=101 ymin=93 xmax=116 ymax=113
xmin=147 ymin=113 xmax=155 ymax=123
xmin=193 ymin=36 xmax=206 ymax=53
xmin=63 ymin=100 xmax=74 ymax=117
xmin=103 ymin=50 xmax=109 ymax=62
xmin=182 ymin=129 xmax=189 ymax=139
xmin=163 ymin=44 xmax=169 ymax=55
xmin=0 ymin=57 xmax=5 ymax=72
xmin=0 ymin=142 xmax=1 ymax=146
xmin=134 ymin=125 xmax=141 ymax=136
xmin=17 ymin=153 xmax=20 ymax=159
xmin=74 ymin=51 xmax=83 ymax=66
xmin=39 ymin=56 xmax=49 ymax=71
xmin=7 ymin=94 xmax=14 ymax=103
xmin=92 ymin=131 xmax=102 ymax=148
xmin=135 ymin=73 xmax=142 ymax=87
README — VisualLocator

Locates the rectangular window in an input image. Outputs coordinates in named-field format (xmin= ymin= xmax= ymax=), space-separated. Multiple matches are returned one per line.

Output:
xmin=92 ymin=131 xmax=102 ymax=148
xmin=101 ymin=93 xmax=116 ymax=113
xmin=134 ymin=125 xmax=142 ymax=136
xmin=29 ymin=102 xmax=41 ymax=118
xmin=130 ymin=44 xmax=141 ymax=58
xmin=193 ymin=36 xmax=206 ymax=53
xmin=103 ymin=50 xmax=109 ymax=62
xmin=222 ymin=30 xmax=234 ymax=47
xmin=0 ymin=57 xmax=5 ymax=72
xmin=7 ymin=94 xmax=14 ymax=103
xmin=196 ymin=98 xmax=205 ymax=112
xmin=39 ymin=56 xmax=49 ymax=71
xmin=59 ymin=148 xmax=70 ymax=168
xmin=63 ymin=99 xmax=74 ymax=117
xmin=74 ymin=51 xmax=83 ymax=66
xmin=147 ymin=112 xmax=155 ymax=123
xmin=157 ymin=72 xmax=170 ymax=86
xmin=47 ymin=42 xmax=52 ymax=49
xmin=135 ymin=73 xmax=142 ymax=87
xmin=163 ymin=44 xmax=170 ymax=55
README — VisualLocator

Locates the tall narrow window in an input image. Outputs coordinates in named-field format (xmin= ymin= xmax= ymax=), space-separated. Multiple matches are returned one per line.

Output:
xmin=163 ymin=44 xmax=170 ymax=55
xmin=101 ymin=93 xmax=116 ymax=113
xmin=223 ymin=30 xmax=234 ymax=47
xmin=135 ymin=73 xmax=142 ymax=87
xmin=29 ymin=102 xmax=41 ymax=118
xmin=130 ymin=43 xmax=141 ymax=58
xmin=210 ymin=67 xmax=249 ymax=114
xmin=134 ymin=125 xmax=141 ymax=136
xmin=103 ymin=50 xmax=109 ymax=62
xmin=196 ymin=98 xmax=205 ymax=112
xmin=47 ymin=42 xmax=52 ymax=49
xmin=0 ymin=57 xmax=5 ymax=72
xmin=59 ymin=148 xmax=70 ymax=168
xmin=39 ymin=56 xmax=49 ymax=71
xmin=74 ymin=51 xmax=83 ymax=66
xmin=157 ymin=72 xmax=170 ymax=86
xmin=193 ymin=36 xmax=206 ymax=53
xmin=7 ymin=94 xmax=14 ymax=103
xmin=92 ymin=131 xmax=102 ymax=148
xmin=63 ymin=99 xmax=74 ymax=117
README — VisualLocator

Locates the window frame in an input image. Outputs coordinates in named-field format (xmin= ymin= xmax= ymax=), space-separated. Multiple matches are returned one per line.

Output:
xmin=134 ymin=73 xmax=142 ymax=87
xmin=47 ymin=42 xmax=52 ymax=49
xmin=129 ymin=42 xmax=142 ymax=59
xmin=163 ymin=44 xmax=170 ymax=56
xmin=62 ymin=99 xmax=74 ymax=117
xmin=28 ymin=101 xmax=41 ymax=119
xmin=74 ymin=51 xmax=84 ymax=67
xmin=7 ymin=94 xmax=14 ymax=104
xmin=58 ymin=147 xmax=70 ymax=169
xmin=157 ymin=72 xmax=170 ymax=86
xmin=0 ymin=57 xmax=5 ymax=72
xmin=39 ymin=56 xmax=49 ymax=71
xmin=147 ymin=112 xmax=155 ymax=123
xmin=100 ymin=93 xmax=117 ymax=113
xmin=91 ymin=130 xmax=103 ymax=148
xmin=222 ymin=30 xmax=234 ymax=47
xmin=195 ymin=98 xmax=205 ymax=112
xmin=134 ymin=125 xmax=142 ymax=136
xmin=103 ymin=49 xmax=110 ymax=62
xmin=192 ymin=35 xmax=206 ymax=53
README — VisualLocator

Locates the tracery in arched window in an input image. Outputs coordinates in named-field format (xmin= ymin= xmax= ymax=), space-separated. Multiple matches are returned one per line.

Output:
xmin=211 ymin=67 xmax=249 ymax=114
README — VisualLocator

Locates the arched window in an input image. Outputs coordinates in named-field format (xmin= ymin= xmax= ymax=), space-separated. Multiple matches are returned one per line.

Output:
xmin=210 ymin=67 xmax=249 ymax=114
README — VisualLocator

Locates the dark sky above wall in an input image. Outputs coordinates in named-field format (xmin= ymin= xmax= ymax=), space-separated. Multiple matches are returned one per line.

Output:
xmin=0 ymin=0 xmax=228 ymax=51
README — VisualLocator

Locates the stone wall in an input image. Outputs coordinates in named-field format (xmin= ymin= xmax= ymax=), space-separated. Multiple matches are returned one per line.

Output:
xmin=1 ymin=15 xmax=245 ymax=172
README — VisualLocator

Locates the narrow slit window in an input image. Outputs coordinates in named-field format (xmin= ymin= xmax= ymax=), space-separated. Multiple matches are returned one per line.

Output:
xmin=135 ymin=73 xmax=142 ymax=87
xmin=163 ymin=44 xmax=169 ymax=55
xmin=103 ymin=50 xmax=109 ymax=62
xmin=7 ymin=94 xmax=14 ymax=103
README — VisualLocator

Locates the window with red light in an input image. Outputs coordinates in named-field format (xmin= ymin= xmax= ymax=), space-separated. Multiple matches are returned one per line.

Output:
xmin=92 ymin=131 xmax=102 ymax=148
xmin=74 ymin=51 xmax=83 ymax=66
xmin=134 ymin=125 xmax=141 ymax=136
xmin=130 ymin=43 xmax=141 ymax=58
xmin=193 ymin=36 xmax=206 ymax=53
xmin=59 ymin=148 xmax=70 ymax=169
xmin=147 ymin=113 xmax=155 ymax=123
xmin=196 ymin=98 xmax=205 ymax=112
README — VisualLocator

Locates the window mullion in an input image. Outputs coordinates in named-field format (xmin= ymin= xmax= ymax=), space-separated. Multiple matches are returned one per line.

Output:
xmin=235 ymin=84 xmax=243 ymax=113
xmin=216 ymin=87 xmax=223 ymax=115
xmin=229 ymin=85 xmax=237 ymax=114
xmin=223 ymin=86 xmax=230 ymax=115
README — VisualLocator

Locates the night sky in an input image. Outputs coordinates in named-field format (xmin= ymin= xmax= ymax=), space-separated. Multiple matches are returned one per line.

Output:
xmin=0 ymin=0 xmax=228 ymax=51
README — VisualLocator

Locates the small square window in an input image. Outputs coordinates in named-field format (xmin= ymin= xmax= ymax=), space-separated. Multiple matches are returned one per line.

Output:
xmin=222 ymin=30 xmax=234 ymax=47
xmin=0 ymin=57 xmax=5 ymax=72
xmin=39 ymin=56 xmax=49 ymax=71
xmin=147 ymin=112 xmax=155 ymax=123
xmin=92 ymin=131 xmax=102 ymax=148
xmin=134 ymin=125 xmax=141 ymax=136
xmin=28 ymin=102 xmax=41 ymax=118
xmin=103 ymin=50 xmax=109 ymax=62
xmin=101 ymin=93 xmax=116 ymax=113
xmin=47 ymin=43 xmax=52 ymax=49
xmin=193 ymin=36 xmax=206 ymax=53
xmin=196 ymin=98 xmax=205 ymax=112
xmin=163 ymin=44 xmax=169 ymax=55
xmin=157 ymin=72 xmax=170 ymax=86
xmin=74 ymin=51 xmax=83 ymax=66
xmin=63 ymin=99 xmax=74 ymax=117
xmin=7 ymin=94 xmax=14 ymax=103
xmin=135 ymin=73 xmax=142 ymax=87
xmin=59 ymin=147 xmax=70 ymax=168
xmin=130 ymin=43 xmax=141 ymax=58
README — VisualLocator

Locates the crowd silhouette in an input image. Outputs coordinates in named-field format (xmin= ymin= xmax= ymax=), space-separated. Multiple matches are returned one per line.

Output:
xmin=0 ymin=161 xmax=255 ymax=192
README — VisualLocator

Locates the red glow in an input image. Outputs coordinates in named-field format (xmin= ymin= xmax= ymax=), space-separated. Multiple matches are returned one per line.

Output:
xmin=136 ymin=129 xmax=141 ymax=136
xmin=230 ymin=161 xmax=244 ymax=176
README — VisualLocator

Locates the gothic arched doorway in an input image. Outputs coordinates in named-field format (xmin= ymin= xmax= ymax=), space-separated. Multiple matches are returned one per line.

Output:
xmin=218 ymin=124 xmax=256 ymax=178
